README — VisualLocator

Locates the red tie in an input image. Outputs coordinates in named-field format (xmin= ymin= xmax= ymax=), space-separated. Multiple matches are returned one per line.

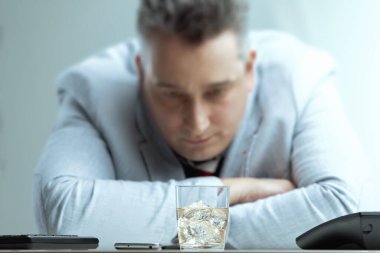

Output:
xmin=184 ymin=167 xmax=214 ymax=177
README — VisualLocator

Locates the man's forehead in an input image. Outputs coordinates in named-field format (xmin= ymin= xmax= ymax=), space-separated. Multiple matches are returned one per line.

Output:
xmin=141 ymin=30 xmax=245 ymax=88
xmin=143 ymin=30 xmax=242 ymax=60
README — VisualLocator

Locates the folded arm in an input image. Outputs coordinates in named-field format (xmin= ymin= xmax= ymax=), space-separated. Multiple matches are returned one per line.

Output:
xmin=33 ymin=91 xmax=223 ymax=248
xmin=222 ymin=75 xmax=370 ymax=249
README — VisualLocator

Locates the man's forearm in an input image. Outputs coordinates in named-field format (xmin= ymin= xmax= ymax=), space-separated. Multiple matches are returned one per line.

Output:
xmin=34 ymin=174 xmax=223 ymax=248
xmin=226 ymin=179 xmax=358 ymax=249
xmin=221 ymin=177 xmax=295 ymax=205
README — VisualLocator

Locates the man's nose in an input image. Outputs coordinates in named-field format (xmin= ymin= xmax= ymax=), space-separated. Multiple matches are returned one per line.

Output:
xmin=185 ymin=100 xmax=210 ymax=136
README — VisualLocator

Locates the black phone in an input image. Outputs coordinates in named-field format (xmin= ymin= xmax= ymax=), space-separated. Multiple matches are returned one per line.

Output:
xmin=296 ymin=212 xmax=380 ymax=249
xmin=0 ymin=234 xmax=99 ymax=250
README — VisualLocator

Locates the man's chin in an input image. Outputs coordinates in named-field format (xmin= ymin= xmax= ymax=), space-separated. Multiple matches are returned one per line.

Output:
xmin=177 ymin=149 xmax=221 ymax=162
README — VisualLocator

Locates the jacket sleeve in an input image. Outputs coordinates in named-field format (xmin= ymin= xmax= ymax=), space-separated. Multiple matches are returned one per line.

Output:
xmin=33 ymin=47 xmax=223 ymax=249
xmin=226 ymin=72 xmax=373 ymax=249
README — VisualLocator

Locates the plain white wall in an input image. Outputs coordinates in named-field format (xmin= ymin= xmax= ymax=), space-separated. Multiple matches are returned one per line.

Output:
xmin=0 ymin=0 xmax=379 ymax=234
xmin=248 ymin=0 xmax=380 ymax=172
xmin=0 ymin=0 xmax=139 ymax=233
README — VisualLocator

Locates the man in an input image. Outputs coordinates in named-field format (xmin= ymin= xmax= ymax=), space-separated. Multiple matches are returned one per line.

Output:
xmin=33 ymin=0 xmax=371 ymax=249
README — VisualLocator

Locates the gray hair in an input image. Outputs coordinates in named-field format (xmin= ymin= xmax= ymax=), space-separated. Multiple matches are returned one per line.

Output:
xmin=137 ymin=0 xmax=248 ymax=57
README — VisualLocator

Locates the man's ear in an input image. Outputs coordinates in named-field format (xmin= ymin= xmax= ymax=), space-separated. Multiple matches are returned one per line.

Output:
xmin=245 ymin=50 xmax=256 ymax=91
xmin=135 ymin=54 xmax=145 ymax=89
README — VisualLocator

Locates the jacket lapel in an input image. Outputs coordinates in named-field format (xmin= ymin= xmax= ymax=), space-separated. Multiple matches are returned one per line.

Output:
xmin=135 ymin=94 xmax=185 ymax=181
xmin=138 ymin=142 xmax=185 ymax=181
xmin=220 ymin=73 xmax=263 ymax=177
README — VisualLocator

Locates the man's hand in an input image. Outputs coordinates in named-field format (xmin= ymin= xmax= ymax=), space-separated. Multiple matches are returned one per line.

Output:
xmin=221 ymin=177 xmax=295 ymax=205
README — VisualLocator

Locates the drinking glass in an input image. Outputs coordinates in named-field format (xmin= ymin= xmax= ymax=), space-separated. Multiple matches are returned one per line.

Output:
xmin=176 ymin=185 xmax=229 ymax=251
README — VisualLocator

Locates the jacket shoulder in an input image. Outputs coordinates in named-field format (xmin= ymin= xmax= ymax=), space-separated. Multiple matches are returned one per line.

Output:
xmin=250 ymin=30 xmax=336 ymax=116
xmin=55 ymin=40 xmax=140 ymax=127
xmin=56 ymin=40 xmax=139 ymax=108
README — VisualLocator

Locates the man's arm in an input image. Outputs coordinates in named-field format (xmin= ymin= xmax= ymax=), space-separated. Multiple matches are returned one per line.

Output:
xmin=222 ymin=177 xmax=295 ymax=205
xmin=33 ymin=90 xmax=223 ymax=249
xmin=221 ymin=74 xmax=371 ymax=249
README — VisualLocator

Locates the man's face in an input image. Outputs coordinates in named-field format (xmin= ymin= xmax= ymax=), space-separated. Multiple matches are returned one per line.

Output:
xmin=137 ymin=30 xmax=255 ymax=161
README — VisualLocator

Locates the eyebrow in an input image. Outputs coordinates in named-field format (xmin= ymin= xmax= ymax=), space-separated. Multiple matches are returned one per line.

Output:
xmin=154 ymin=78 xmax=237 ymax=90
xmin=206 ymin=80 xmax=235 ymax=89
xmin=155 ymin=81 xmax=180 ymax=89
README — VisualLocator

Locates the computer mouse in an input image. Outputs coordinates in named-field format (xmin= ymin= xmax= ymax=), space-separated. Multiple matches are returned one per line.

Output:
xmin=296 ymin=212 xmax=380 ymax=249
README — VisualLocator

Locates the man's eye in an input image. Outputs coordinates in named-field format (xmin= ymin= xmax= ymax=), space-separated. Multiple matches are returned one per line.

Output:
xmin=206 ymin=89 xmax=224 ymax=98
xmin=162 ymin=91 xmax=180 ymax=98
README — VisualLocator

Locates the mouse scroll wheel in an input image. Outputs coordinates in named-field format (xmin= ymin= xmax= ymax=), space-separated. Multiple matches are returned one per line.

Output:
xmin=362 ymin=224 xmax=373 ymax=234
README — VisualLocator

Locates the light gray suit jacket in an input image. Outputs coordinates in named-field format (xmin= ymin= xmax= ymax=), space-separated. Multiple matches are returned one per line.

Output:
xmin=33 ymin=31 xmax=372 ymax=249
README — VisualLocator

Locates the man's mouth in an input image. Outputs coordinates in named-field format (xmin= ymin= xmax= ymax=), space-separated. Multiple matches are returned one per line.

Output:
xmin=183 ymin=136 xmax=213 ymax=145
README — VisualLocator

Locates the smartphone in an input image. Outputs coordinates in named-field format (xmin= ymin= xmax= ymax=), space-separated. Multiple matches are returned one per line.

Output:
xmin=0 ymin=235 xmax=99 ymax=250
xmin=114 ymin=242 xmax=161 ymax=250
